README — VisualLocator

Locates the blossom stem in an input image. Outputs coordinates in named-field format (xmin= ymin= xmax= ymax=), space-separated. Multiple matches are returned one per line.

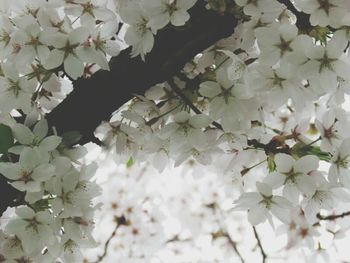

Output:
xmin=92 ymin=215 xmax=127 ymax=263
xmin=146 ymin=103 xmax=182 ymax=126
xmin=253 ymin=226 xmax=267 ymax=263
xmin=305 ymin=136 xmax=321 ymax=147
xmin=168 ymin=78 xmax=223 ymax=130
xmin=317 ymin=211 xmax=350 ymax=221
xmin=241 ymin=159 xmax=267 ymax=176
xmin=222 ymin=232 xmax=245 ymax=263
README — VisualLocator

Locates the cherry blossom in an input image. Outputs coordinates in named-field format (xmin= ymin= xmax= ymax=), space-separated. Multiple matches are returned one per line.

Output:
xmin=234 ymin=182 xmax=292 ymax=225
xmin=1 ymin=0 xmax=350 ymax=261
xmin=265 ymin=153 xmax=319 ymax=205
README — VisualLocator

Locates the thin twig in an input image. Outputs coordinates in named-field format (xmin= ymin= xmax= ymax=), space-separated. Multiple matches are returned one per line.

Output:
xmin=222 ymin=232 xmax=245 ymax=263
xmin=252 ymin=226 xmax=267 ymax=263
xmin=167 ymin=78 xmax=223 ymax=130
xmin=317 ymin=211 xmax=350 ymax=221
xmin=92 ymin=215 xmax=127 ymax=263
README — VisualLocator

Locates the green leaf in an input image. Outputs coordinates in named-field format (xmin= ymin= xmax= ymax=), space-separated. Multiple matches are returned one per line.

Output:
xmin=267 ymin=154 xmax=276 ymax=172
xmin=126 ymin=157 xmax=134 ymax=168
xmin=31 ymin=199 xmax=50 ymax=212
xmin=0 ymin=124 xmax=14 ymax=154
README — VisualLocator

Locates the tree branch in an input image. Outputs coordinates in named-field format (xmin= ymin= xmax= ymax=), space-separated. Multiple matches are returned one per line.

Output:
xmin=168 ymin=78 xmax=224 ymax=130
xmin=253 ymin=226 xmax=267 ymax=263
xmin=222 ymin=232 xmax=245 ymax=263
xmin=1 ymin=2 xmax=236 ymax=217
xmin=47 ymin=2 xmax=236 ymax=144
xmin=91 ymin=215 xmax=127 ymax=263
xmin=317 ymin=211 xmax=350 ymax=221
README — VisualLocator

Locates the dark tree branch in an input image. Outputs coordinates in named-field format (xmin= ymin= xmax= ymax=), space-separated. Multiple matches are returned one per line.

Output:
xmin=317 ymin=211 xmax=350 ymax=221
xmin=1 ymin=2 xmax=236 ymax=216
xmin=47 ymin=2 xmax=236 ymax=144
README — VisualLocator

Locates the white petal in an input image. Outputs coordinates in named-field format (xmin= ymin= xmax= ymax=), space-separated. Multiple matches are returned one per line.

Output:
xmin=19 ymin=148 xmax=40 ymax=171
xmin=39 ymin=136 xmax=62 ymax=151
xmin=12 ymin=123 xmax=34 ymax=145
xmin=248 ymin=205 xmax=268 ymax=225
xmin=304 ymin=199 xmax=320 ymax=224
xmin=296 ymin=175 xmax=316 ymax=195
xmin=64 ymin=55 xmax=84 ymax=80
xmin=44 ymin=49 xmax=64 ymax=70
xmin=32 ymin=164 xmax=55 ymax=181
xmin=275 ymin=153 xmax=294 ymax=173
xmin=283 ymin=183 xmax=299 ymax=205
xmin=69 ymin=27 xmax=90 ymax=44
xmin=170 ymin=10 xmax=190 ymax=26
xmin=33 ymin=119 xmax=48 ymax=141
xmin=189 ymin=114 xmax=211 ymax=128
xmin=294 ymin=155 xmax=319 ymax=173
xmin=16 ymin=206 xmax=35 ymax=219
xmin=256 ymin=182 xmax=272 ymax=196
xmin=76 ymin=47 xmax=109 ymax=70
xmin=270 ymin=204 xmax=291 ymax=223
xmin=234 ymin=192 xmax=262 ymax=209
xmin=264 ymin=172 xmax=285 ymax=188
xmin=0 ymin=163 xmax=21 ymax=180
xmin=199 ymin=81 xmax=221 ymax=98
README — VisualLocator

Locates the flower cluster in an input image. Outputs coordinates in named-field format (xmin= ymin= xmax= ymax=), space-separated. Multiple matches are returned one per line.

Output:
xmin=92 ymin=0 xmax=350 ymax=260
xmin=117 ymin=0 xmax=197 ymax=58
xmin=0 ymin=119 xmax=100 ymax=262
xmin=2 ymin=0 xmax=350 ymax=261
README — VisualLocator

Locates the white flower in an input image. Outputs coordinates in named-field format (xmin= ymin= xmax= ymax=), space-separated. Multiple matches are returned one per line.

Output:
xmin=294 ymin=0 xmax=347 ymax=27
xmin=12 ymin=22 xmax=50 ymax=68
xmin=302 ymin=173 xmax=350 ymax=223
xmin=91 ymin=21 xmax=121 ymax=57
xmin=10 ymin=119 xmax=62 ymax=154
xmin=1 ymin=235 xmax=25 ymax=259
xmin=142 ymin=0 xmax=197 ymax=30
xmin=297 ymin=36 xmax=350 ymax=93
xmin=160 ymin=111 xmax=211 ymax=149
xmin=0 ymin=16 xmax=15 ymax=60
xmin=315 ymin=111 xmax=341 ymax=152
xmin=64 ymin=0 xmax=116 ymax=28
xmin=43 ymin=27 xmax=92 ymax=79
xmin=48 ymin=161 xmax=98 ymax=218
xmin=5 ymin=206 xmax=54 ymax=254
xmin=199 ymin=68 xmax=252 ymax=131
xmin=247 ymin=62 xmax=310 ymax=110
xmin=235 ymin=0 xmax=283 ymax=18
xmin=0 ymin=62 xmax=37 ymax=114
xmin=233 ymin=182 xmax=292 ymax=225
xmin=255 ymin=23 xmax=299 ymax=66
xmin=174 ymin=129 xmax=221 ymax=166
xmin=119 ymin=1 xmax=155 ymax=58
xmin=264 ymin=154 xmax=318 ymax=205
xmin=329 ymin=138 xmax=350 ymax=185
xmin=0 ymin=147 xmax=54 ymax=192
